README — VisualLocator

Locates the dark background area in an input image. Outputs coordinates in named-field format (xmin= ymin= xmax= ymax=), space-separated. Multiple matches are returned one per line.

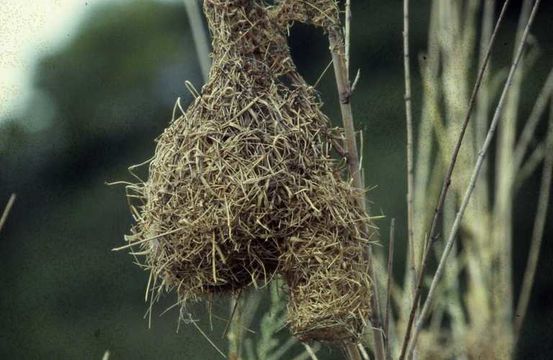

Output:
xmin=1 ymin=0 xmax=552 ymax=358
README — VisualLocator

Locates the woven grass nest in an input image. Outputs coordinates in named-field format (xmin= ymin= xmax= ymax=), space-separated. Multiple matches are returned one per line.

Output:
xmin=123 ymin=0 xmax=377 ymax=342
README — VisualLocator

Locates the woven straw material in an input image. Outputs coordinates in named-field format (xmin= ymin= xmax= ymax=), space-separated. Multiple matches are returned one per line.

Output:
xmin=123 ymin=0 xmax=376 ymax=342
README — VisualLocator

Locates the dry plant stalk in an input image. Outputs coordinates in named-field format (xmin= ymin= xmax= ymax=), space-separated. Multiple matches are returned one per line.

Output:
xmin=384 ymin=219 xmax=395 ymax=354
xmin=0 ymin=194 xmax=16 ymax=234
xmin=388 ymin=0 xmax=549 ymax=359
xmin=514 ymin=96 xmax=553 ymax=343
xmin=121 ymin=0 xmax=377 ymax=345
xmin=405 ymin=2 xmax=542 ymax=356
xmin=402 ymin=0 xmax=416 ymax=291
xmin=398 ymin=1 xmax=511 ymax=357
xmin=325 ymin=11 xmax=387 ymax=360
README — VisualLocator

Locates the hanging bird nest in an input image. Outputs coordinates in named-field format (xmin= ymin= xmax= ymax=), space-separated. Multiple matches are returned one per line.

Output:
xmin=122 ymin=0 xmax=377 ymax=343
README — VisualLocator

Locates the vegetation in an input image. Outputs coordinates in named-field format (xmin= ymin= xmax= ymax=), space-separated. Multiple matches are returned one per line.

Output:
xmin=1 ymin=0 xmax=552 ymax=359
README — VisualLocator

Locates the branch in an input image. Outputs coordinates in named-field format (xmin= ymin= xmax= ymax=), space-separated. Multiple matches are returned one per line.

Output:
xmin=403 ymin=0 xmax=416 ymax=295
xmin=405 ymin=1 xmax=542 ymax=356
xmin=327 ymin=19 xmax=386 ymax=360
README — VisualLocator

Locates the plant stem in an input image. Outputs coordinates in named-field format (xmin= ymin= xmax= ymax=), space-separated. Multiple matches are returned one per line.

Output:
xmin=404 ymin=1 xmax=541 ymax=356
xmin=403 ymin=0 xmax=416 ymax=287
xmin=345 ymin=0 xmax=352 ymax=72
xmin=514 ymin=96 xmax=553 ymax=344
xmin=184 ymin=0 xmax=211 ymax=82
xmin=0 ymin=194 xmax=16 ymax=234
xmin=384 ymin=219 xmax=395 ymax=357
xmin=401 ymin=1 xmax=418 ymax=355
xmin=327 ymin=25 xmax=386 ymax=360
xmin=397 ymin=1 xmax=511 ymax=357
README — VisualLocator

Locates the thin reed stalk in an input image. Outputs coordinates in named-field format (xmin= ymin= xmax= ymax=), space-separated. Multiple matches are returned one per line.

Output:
xmin=384 ymin=219 xmax=395 ymax=357
xmin=327 ymin=24 xmax=386 ymax=360
xmin=405 ymin=1 xmax=541 ymax=356
xmin=0 ymin=194 xmax=16 ymax=234
xmin=403 ymin=0 xmax=416 ymax=300
xmin=397 ymin=1 xmax=511 ymax=357
xmin=514 ymin=97 xmax=553 ymax=344
xmin=493 ymin=1 xmax=532 ymax=333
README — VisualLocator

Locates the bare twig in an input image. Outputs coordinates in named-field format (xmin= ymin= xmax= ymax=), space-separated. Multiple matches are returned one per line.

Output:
xmin=327 ymin=6 xmax=386 ymax=358
xmin=384 ymin=218 xmax=395 ymax=356
xmin=405 ymin=1 xmax=541 ymax=356
xmin=328 ymin=25 xmax=386 ymax=360
xmin=345 ymin=0 xmax=352 ymax=72
xmin=411 ymin=0 xmax=440 ymax=306
xmin=184 ymin=0 xmax=211 ymax=82
xmin=514 ymin=96 xmax=553 ymax=344
xmin=351 ymin=69 xmax=361 ymax=93
xmin=0 ymin=194 xmax=16 ymax=234
xmin=329 ymin=0 xmax=374 ymax=360
xmin=397 ymin=1 xmax=512 ymax=358
xmin=403 ymin=0 xmax=416 ymax=297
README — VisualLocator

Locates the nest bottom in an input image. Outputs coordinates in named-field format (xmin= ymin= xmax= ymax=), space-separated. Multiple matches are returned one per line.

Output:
xmin=282 ymin=230 xmax=372 ymax=342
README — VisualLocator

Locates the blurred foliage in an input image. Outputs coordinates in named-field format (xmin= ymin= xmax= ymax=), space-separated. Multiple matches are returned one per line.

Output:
xmin=0 ymin=0 xmax=552 ymax=359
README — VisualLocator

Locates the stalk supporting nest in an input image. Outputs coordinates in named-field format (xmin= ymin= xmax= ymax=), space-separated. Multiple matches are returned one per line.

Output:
xmin=123 ymin=0 xmax=377 ymax=343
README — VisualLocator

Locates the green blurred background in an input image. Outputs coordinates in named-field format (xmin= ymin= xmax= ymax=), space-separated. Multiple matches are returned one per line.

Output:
xmin=1 ymin=0 xmax=552 ymax=358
